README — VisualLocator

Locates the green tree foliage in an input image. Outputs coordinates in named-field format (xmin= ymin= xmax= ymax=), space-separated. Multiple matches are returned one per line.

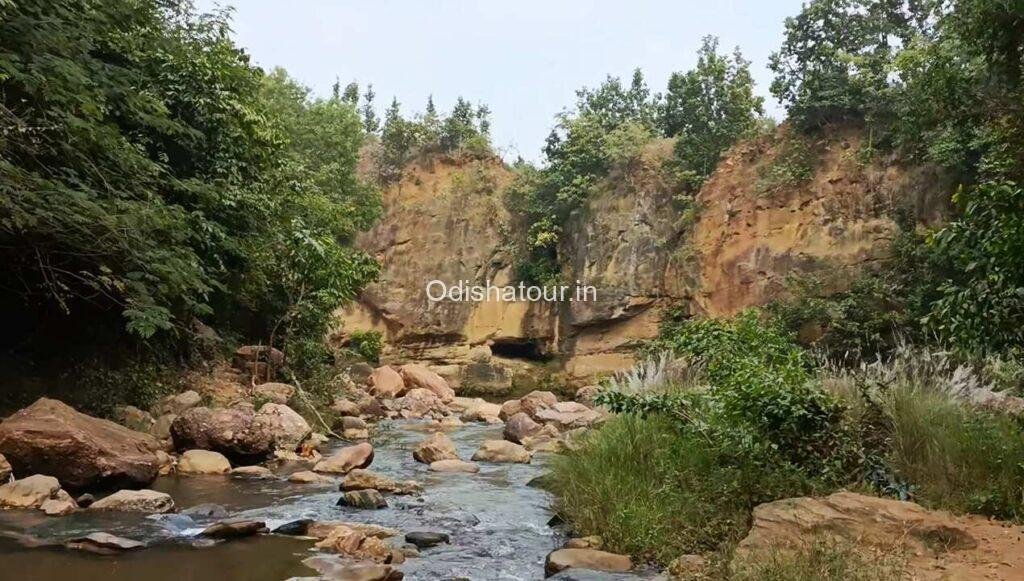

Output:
xmin=769 ymin=0 xmax=932 ymax=129
xmin=928 ymin=182 xmax=1024 ymax=354
xmin=341 ymin=81 xmax=360 ymax=105
xmin=361 ymin=83 xmax=379 ymax=134
xmin=0 ymin=1 xmax=380 ymax=369
xmin=770 ymin=0 xmax=1024 ymax=357
xmin=375 ymin=95 xmax=492 ymax=184
xmin=663 ymin=36 xmax=765 ymax=191
xmin=506 ymin=70 xmax=661 ymax=284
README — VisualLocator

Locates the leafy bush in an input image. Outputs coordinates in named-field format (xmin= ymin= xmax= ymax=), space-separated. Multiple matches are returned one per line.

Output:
xmin=638 ymin=310 xmax=853 ymax=471
xmin=770 ymin=227 xmax=950 ymax=362
xmin=757 ymin=136 xmax=815 ymax=192
xmin=348 ymin=330 xmax=383 ymax=364
xmin=927 ymin=182 xmax=1024 ymax=355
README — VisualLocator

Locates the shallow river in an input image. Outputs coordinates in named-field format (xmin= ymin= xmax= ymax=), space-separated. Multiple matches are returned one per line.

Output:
xmin=0 ymin=421 xmax=653 ymax=580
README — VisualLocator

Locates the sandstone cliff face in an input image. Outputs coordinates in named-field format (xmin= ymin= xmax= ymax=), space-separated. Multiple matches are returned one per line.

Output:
xmin=335 ymin=125 xmax=950 ymax=387
xmin=332 ymin=153 xmax=557 ymax=393
xmin=558 ymin=139 xmax=694 ymax=380
xmin=692 ymin=124 xmax=949 ymax=317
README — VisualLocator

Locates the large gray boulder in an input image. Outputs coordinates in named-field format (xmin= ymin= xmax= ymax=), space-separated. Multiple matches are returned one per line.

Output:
xmin=170 ymin=406 xmax=274 ymax=464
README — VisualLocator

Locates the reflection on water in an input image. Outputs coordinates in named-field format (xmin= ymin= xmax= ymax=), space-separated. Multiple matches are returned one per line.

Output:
xmin=0 ymin=534 xmax=316 ymax=581
xmin=0 ymin=421 xmax=581 ymax=580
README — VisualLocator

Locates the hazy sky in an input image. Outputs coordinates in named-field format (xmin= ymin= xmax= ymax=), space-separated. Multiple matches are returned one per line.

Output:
xmin=196 ymin=0 xmax=805 ymax=161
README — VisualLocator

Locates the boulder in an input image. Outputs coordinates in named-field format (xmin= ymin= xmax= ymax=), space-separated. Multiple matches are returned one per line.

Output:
xmin=230 ymin=465 xmax=275 ymax=480
xmin=0 ymin=453 xmax=11 ymax=483
xmin=519 ymin=390 xmax=559 ymax=420
xmin=256 ymin=403 xmax=310 ymax=451
xmin=272 ymin=519 xmax=313 ymax=536
xmin=117 ymin=406 xmax=155 ymax=433
xmin=151 ymin=414 xmax=177 ymax=441
xmin=498 ymin=399 xmax=523 ymax=421
xmin=428 ymin=459 xmax=479 ymax=474
xmin=289 ymin=470 xmax=334 ymax=484
xmin=337 ymin=489 xmax=387 ymax=509
xmin=313 ymin=525 xmax=395 ymax=563
xmin=267 ymin=449 xmax=321 ymax=474
xmin=0 ymin=474 xmax=61 ymax=508
xmin=395 ymin=388 xmax=447 ymax=419
xmin=253 ymin=382 xmax=295 ymax=405
xmin=170 ymin=406 xmax=274 ymax=463
xmin=41 ymin=489 xmax=78 ymax=516
xmin=307 ymin=521 xmax=399 ymax=540
xmin=544 ymin=548 xmax=632 ymax=577
xmin=200 ymin=520 xmax=269 ymax=539
xmin=367 ymin=366 xmax=406 ymax=399
xmin=153 ymin=391 xmax=202 ymax=416
xmin=503 ymin=412 xmax=543 ymax=444
xmin=90 ymin=489 xmax=174 ymax=513
xmin=399 ymin=364 xmax=455 ymax=402
xmin=535 ymin=402 xmax=604 ymax=431
xmin=177 ymin=449 xmax=231 ymax=475
xmin=405 ymin=531 xmax=449 ymax=549
xmin=575 ymin=385 xmax=601 ymax=407
xmin=565 ymin=536 xmax=602 ymax=549
xmin=522 ymin=434 xmax=563 ymax=453
xmin=460 ymin=400 xmax=502 ymax=423
xmin=343 ymin=428 xmax=371 ymax=441
xmin=67 ymin=532 xmax=144 ymax=554
xmin=182 ymin=503 xmax=229 ymax=518
xmin=0 ymin=398 xmax=162 ymax=490
xmin=331 ymin=397 xmax=361 ymax=417
xmin=341 ymin=469 xmax=421 ymax=495
xmin=314 ymin=442 xmax=374 ymax=474
xmin=75 ymin=493 xmax=95 ymax=508
xmin=413 ymin=432 xmax=458 ymax=464
xmin=338 ymin=416 xmax=368 ymax=431
xmin=233 ymin=345 xmax=284 ymax=369
xmin=471 ymin=440 xmax=531 ymax=464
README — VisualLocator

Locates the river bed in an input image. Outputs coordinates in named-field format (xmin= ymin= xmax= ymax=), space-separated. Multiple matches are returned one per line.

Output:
xmin=0 ymin=420 xmax=650 ymax=580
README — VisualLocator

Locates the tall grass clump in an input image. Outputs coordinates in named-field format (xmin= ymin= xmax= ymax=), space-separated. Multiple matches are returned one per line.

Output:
xmin=824 ymin=345 xmax=1024 ymax=521
xmin=549 ymin=413 xmax=816 ymax=563
xmin=729 ymin=538 xmax=906 ymax=581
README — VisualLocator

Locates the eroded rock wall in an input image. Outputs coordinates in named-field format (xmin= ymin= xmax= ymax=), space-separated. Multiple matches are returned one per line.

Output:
xmin=335 ymin=124 xmax=951 ymax=388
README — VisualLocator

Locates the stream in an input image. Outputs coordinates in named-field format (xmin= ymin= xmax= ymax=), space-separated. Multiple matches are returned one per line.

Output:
xmin=0 ymin=420 xmax=654 ymax=580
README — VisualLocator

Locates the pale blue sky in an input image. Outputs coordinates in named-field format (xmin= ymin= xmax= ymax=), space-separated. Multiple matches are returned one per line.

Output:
xmin=197 ymin=0 xmax=805 ymax=161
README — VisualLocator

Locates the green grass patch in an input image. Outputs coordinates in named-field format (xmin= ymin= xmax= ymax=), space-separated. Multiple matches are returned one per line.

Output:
xmin=883 ymin=382 xmax=1024 ymax=521
xmin=549 ymin=413 xmax=820 ymax=564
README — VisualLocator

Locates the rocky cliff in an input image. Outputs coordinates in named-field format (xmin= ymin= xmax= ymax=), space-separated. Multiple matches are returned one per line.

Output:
xmin=334 ymin=125 xmax=950 ymax=390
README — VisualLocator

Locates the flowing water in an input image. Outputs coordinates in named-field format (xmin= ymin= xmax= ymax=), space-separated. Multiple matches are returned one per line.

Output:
xmin=0 ymin=421 xmax=653 ymax=580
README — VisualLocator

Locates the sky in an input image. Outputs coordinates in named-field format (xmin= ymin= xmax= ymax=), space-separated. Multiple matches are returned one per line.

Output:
xmin=196 ymin=0 xmax=806 ymax=161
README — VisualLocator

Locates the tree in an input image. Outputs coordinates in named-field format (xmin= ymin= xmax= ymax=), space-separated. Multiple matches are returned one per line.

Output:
xmin=361 ymin=83 xmax=379 ymax=133
xmin=663 ymin=37 xmax=765 ymax=191
xmin=769 ymin=0 xmax=933 ymax=128
xmin=421 ymin=95 xmax=441 ymax=143
xmin=341 ymin=81 xmax=360 ymax=105
xmin=0 ymin=1 xmax=380 ymax=364
xmin=439 ymin=97 xmax=479 ymax=151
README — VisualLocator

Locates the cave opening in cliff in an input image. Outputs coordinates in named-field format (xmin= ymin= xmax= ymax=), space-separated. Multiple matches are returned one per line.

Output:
xmin=490 ymin=338 xmax=549 ymax=362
